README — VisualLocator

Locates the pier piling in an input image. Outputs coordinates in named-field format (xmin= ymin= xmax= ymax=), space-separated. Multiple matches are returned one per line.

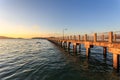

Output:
xmin=86 ymin=48 xmax=90 ymax=58
xmin=48 ymin=31 xmax=120 ymax=72
xmin=113 ymin=54 xmax=119 ymax=72
xmin=67 ymin=42 xmax=71 ymax=51
xmin=103 ymin=47 xmax=107 ymax=58
xmin=79 ymin=44 xmax=81 ymax=53
xmin=73 ymin=44 xmax=77 ymax=55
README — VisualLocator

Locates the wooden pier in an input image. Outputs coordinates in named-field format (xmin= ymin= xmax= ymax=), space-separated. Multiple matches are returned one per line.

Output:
xmin=48 ymin=31 xmax=120 ymax=72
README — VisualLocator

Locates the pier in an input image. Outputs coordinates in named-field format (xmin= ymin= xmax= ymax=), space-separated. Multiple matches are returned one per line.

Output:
xmin=48 ymin=31 xmax=120 ymax=72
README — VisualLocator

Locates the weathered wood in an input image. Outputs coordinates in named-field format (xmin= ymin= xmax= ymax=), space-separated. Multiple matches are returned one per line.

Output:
xmin=86 ymin=48 xmax=90 ymax=58
xmin=48 ymin=31 xmax=120 ymax=72
xmin=113 ymin=54 xmax=119 ymax=72
xmin=103 ymin=47 xmax=107 ymax=58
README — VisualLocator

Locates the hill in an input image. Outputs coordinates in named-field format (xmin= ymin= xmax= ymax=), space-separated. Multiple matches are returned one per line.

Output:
xmin=0 ymin=36 xmax=14 ymax=39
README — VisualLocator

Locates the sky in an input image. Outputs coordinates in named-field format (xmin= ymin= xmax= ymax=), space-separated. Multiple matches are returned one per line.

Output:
xmin=0 ymin=0 xmax=120 ymax=38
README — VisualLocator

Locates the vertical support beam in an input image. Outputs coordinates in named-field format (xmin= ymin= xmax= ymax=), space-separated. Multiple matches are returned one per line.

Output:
xmin=67 ymin=36 xmax=69 ymax=40
xmin=113 ymin=54 xmax=119 ymax=72
xmin=109 ymin=32 xmax=113 ymax=43
xmin=70 ymin=36 xmax=72 ymax=40
xmin=65 ymin=36 xmax=66 ymax=40
xmin=79 ymin=44 xmax=81 ymax=53
xmin=82 ymin=36 xmax=84 ymax=41
xmin=102 ymin=34 xmax=104 ymax=41
xmin=114 ymin=34 xmax=116 ymax=42
xmin=103 ymin=47 xmax=107 ymax=58
xmin=73 ymin=43 xmax=77 ymax=55
xmin=67 ymin=42 xmax=71 ymax=51
xmin=63 ymin=42 xmax=66 ymax=49
xmin=86 ymin=48 xmax=90 ymax=58
xmin=78 ymin=35 xmax=80 ymax=41
xmin=65 ymin=36 xmax=67 ymax=40
xmin=57 ymin=40 xmax=59 ymax=44
xmin=62 ymin=42 xmax=65 ymax=48
xmin=71 ymin=35 xmax=73 ymax=40
xmin=94 ymin=33 xmax=97 ymax=42
xmin=65 ymin=42 xmax=67 ymax=49
xmin=60 ymin=41 xmax=62 ymax=47
xmin=72 ymin=35 xmax=74 ymax=40
xmin=84 ymin=34 xmax=87 ymax=41
xmin=74 ymin=35 xmax=76 ymax=41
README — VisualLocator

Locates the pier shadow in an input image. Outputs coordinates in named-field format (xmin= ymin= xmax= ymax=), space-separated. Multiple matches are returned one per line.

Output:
xmin=51 ymin=41 xmax=120 ymax=79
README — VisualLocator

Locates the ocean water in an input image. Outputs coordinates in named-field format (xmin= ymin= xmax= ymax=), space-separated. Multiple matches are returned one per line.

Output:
xmin=0 ymin=39 xmax=120 ymax=80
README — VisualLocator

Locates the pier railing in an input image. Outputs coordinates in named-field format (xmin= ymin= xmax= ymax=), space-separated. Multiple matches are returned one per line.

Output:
xmin=87 ymin=34 xmax=94 ymax=41
xmin=52 ymin=31 xmax=120 ymax=43
xmin=113 ymin=31 xmax=120 ymax=42
xmin=96 ymin=32 xmax=108 ymax=42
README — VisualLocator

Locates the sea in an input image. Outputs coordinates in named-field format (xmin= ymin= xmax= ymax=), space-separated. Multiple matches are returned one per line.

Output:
xmin=0 ymin=39 xmax=120 ymax=80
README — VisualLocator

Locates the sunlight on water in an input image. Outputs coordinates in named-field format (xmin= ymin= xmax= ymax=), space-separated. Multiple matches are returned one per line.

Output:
xmin=0 ymin=39 xmax=120 ymax=80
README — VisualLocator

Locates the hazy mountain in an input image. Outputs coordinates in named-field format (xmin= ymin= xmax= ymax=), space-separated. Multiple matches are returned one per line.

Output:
xmin=0 ymin=36 xmax=14 ymax=39
xmin=32 ymin=37 xmax=45 ymax=39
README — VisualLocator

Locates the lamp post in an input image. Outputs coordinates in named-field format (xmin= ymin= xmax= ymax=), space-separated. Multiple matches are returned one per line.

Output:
xmin=63 ymin=28 xmax=67 ymax=40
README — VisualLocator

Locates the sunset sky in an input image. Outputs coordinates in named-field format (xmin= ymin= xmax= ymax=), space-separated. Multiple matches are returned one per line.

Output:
xmin=0 ymin=0 xmax=120 ymax=38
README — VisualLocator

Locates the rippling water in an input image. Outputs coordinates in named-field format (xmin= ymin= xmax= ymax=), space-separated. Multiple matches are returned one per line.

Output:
xmin=0 ymin=39 xmax=120 ymax=80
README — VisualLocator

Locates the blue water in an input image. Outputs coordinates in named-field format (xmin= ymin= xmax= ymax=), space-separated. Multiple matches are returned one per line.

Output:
xmin=0 ymin=39 xmax=120 ymax=80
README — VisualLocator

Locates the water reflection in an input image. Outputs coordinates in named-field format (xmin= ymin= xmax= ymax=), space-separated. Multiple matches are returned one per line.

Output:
xmin=0 ymin=39 xmax=120 ymax=80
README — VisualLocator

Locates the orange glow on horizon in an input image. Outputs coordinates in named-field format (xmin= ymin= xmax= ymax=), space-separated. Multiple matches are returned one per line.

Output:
xmin=0 ymin=20 xmax=62 ymax=38
xmin=0 ymin=20 xmax=51 ymax=38
xmin=0 ymin=33 xmax=54 ymax=38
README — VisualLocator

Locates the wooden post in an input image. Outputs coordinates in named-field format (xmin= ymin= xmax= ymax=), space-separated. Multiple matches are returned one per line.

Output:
xmin=64 ymin=36 xmax=66 ymax=40
xmin=60 ymin=41 xmax=62 ymax=47
xmin=65 ymin=42 xmax=67 ymax=49
xmin=114 ymin=34 xmax=116 ymax=42
xmin=63 ymin=42 xmax=66 ymax=49
xmin=109 ymin=32 xmax=113 ymax=43
xmin=84 ymin=34 xmax=87 ymax=41
xmin=82 ymin=36 xmax=84 ymax=41
xmin=86 ymin=48 xmax=90 ymax=57
xmin=73 ymin=44 xmax=77 ymax=55
xmin=113 ymin=54 xmax=119 ymax=72
xmin=102 ymin=34 xmax=104 ymax=41
xmin=94 ymin=33 xmax=97 ymax=42
xmin=67 ymin=42 xmax=71 ymax=51
xmin=103 ymin=47 xmax=107 ymax=58
xmin=74 ymin=35 xmax=76 ymax=41
xmin=67 ymin=36 xmax=69 ymax=40
xmin=71 ymin=36 xmax=73 ymax=40
xmin=79 ymin=44 xmax=81 ymax=53
xmin=65 ymin=36 xmax=67 ymax=40
xmin=78 ymin=35 xmax=80 ymax=41
xmin=70 ymin=36 xmax=71 ymax=40
xmin=62 ymin=42 xmax=65 ymax=48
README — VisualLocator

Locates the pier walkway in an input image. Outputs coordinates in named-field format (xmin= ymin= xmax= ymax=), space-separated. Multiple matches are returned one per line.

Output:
xmin=48 ymin=31 xmax=120 ymax=72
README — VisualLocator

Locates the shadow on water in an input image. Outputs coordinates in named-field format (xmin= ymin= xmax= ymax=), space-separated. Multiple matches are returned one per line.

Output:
xmin=0 ymin=39 xmax=120 ymax=80
xmin=55 ymin=43 xmax=120 ymax=80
